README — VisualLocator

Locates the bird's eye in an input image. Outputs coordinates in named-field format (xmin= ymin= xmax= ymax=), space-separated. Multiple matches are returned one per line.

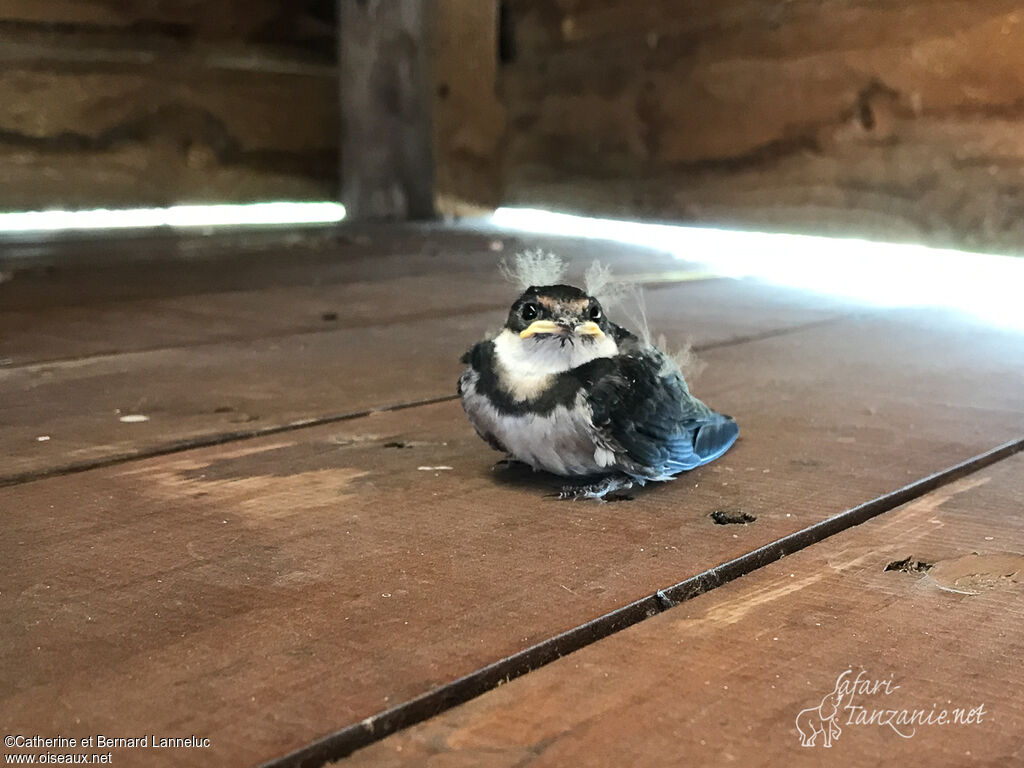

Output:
xmin=589 ymin=304 xmax=602 ymax=321
xmin=521 ymin=303 xmax=538 ymax=321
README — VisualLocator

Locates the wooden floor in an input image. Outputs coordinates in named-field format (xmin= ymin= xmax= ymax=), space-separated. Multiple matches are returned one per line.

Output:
xmin=1 ymin=226 xmax=1022 ymax=768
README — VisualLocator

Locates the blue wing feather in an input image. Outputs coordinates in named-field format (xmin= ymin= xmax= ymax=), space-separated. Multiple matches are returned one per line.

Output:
xmin=581 ymin=346 xmax=738 ymax=481
xmin=691 ymin=413 xmax=740 ymax=464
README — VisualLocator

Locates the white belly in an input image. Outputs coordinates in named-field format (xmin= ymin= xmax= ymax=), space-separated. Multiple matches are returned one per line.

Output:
xmin=461 ymin=380 xmax=617 ymax=477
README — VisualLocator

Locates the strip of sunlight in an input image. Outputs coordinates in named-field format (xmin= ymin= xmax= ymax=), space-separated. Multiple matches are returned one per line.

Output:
xmin=492 ymin=207 xmax=1024 ymax=331
xmin=0 ymin=202 xmax=346 ymax=234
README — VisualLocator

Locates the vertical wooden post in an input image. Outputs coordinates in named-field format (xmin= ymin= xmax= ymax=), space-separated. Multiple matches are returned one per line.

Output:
xmin=339 ymin=0 xmax=436 ymax=220
xmin=434 ymin=0 xmax=504 ymax=213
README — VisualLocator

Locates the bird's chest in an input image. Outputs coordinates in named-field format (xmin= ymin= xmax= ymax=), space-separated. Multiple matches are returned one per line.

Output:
xmin=462 ymin=374 xmax=616 ymax=477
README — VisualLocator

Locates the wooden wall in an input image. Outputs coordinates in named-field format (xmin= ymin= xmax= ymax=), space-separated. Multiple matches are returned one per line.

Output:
xmin=435 ymin=0 xmax=505 ymax=213
xmin=499 ymin=0 xmax=1024 ymax=253
xmin=0 ymin=1 xmax=337 ymax=209
xmin=7 ymin=0 xmax=1024 ymax=250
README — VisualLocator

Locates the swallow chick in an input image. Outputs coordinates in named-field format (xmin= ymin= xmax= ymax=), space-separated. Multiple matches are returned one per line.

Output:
xmin=458 ymin=271 xmax=739 ymax=500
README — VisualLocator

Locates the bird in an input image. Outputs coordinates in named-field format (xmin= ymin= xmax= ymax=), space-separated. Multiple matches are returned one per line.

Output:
xmin=458 ymin=260 xmax=739 ymax=500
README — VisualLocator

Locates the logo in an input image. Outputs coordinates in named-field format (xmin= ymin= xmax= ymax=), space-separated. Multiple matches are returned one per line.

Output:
xmin=796 ymin=669 xmax=986 ymax=748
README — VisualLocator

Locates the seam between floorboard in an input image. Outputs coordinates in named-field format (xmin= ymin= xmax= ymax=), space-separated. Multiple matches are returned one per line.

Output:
xmin=258 ymin=435 xmax=1024 ymax=768
xmin=0 ymin=273 xmax=729 ymax=372
xmin=0 ymin=394 xmax=461 ymax=489
xmin=0 ymin=315 xmax=854 ymax=488
xmin=0 ymin=302 xmax=508 ymax=372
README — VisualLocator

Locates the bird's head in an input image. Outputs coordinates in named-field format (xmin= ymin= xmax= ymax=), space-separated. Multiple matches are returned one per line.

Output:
xmin=507 ymin=284 xmax=607 ymax=340
xmin=494 ymin=284 xmax=619 ymax=375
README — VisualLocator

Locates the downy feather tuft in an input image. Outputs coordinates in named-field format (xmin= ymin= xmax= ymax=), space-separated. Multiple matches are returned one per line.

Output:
xmin=499 ymin=249 xmax=566 ymax=291
xmin=585 ymin=260 xmax=704 ymax=381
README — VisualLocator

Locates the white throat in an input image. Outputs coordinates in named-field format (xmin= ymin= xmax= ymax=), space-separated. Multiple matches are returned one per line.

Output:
xmin=490 ymin=328 xmax=619 ymax=401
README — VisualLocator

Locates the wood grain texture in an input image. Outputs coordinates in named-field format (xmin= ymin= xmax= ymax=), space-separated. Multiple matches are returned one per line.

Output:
xmin=0 ymin=272 xmax=849 ymax=481
xmin=0 ymin=1 xmax=335 ymax=45
xmin=340 ymin=0 xmax=436 ymax=220
xmin=0 ymin=4 xmax=336 ymax=208
xmin=0 ymin=228 xmax=519 ymax=363
xmin=0 ymin=227 xmax=854 ymax=479
xmin=502 ymin=0 xmax=1024 ymax=252
xmin=341 ymin=454 xmax=1024 ymax=767
xmin=1 ymin=311 xmax=1022 ymax=767
xmin=434 ymin=0 xmax=505 ymax=212
xmin=0 ymin=227 xmax=512 ymax=308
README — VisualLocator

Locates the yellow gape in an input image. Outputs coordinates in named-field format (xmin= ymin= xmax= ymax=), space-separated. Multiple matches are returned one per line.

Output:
xmin=518 ymin=320 xmax=560 ymax=338
xmin=575 ymin=322 xmax=605 ymax=338
xmin=518 ymin=320 xmax=606 ymax=339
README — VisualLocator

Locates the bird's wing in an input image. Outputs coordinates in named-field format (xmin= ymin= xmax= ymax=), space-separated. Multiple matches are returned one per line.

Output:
xmin=581 ymin=348 xmax=738 ymax=478
xmin=458 ymin=340 xmax=491 ymax=395
xmin=458 ymin=341 xmax=510 ymax=453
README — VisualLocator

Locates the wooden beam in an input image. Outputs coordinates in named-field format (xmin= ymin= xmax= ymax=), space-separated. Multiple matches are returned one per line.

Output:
xmin=0 ymin=6 xmax=338 ymax=209
xmin=434 ymin=0 xmax=505 ymax=214
xmin=339 ymin=0 xmax=436 ymax=220
xmin=500 ymin=0 xmax=1024 ymax=253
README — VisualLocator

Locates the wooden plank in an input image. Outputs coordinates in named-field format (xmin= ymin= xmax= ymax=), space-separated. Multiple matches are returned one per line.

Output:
xmin=0 ymin=227 xmax=718 ymax=363
xmin=340 ymin=0 xmax=436 ymax=219
xmin=0 ymin=12 xmax=336 ymax=208
xmin=0 ymin=276 xmax=503 ymax=365
xmin=340 ymin=453 xmax=1024 ymax=767
xmin=0 ymin=228 xmax=522 ymax=365
xmin=0 ymin=1 xmax=334 ymax=46
xmin=0 ymin=266 xmax=838 ymax=366
xmin=0 ymin=227 xmax=506 ymax=310
xmin=0 ymin=275 xmax=850 ymax=481
xmin=434 ymin=0 xmax=505 ymax=213
xmin=500 ymin=0 xmax=1024 ymax=253
xmin=1 ymin=311 xmax=1022 ymax=767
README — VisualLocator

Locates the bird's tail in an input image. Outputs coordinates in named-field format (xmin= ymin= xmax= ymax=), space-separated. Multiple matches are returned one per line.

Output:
xmin=642 ymin=412 xmax=739 ymax=481
xmin=692 ymin=412 xmax=739 ymax=465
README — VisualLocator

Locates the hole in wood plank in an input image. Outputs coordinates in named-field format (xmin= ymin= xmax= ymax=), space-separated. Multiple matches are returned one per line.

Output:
xmin=710 ymin=509 xmax=756 ymax=525
xmin=884 ymin=556 xmax=933 ymax=574
xmin=498 ymin=1 xmax=516 ymax=64
xmin=858 ymin=101 xmax=876 ymax=131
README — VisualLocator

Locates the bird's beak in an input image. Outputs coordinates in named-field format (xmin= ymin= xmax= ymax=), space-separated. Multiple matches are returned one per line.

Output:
xmin=519 ymin=320 xmax=561 ymax=338
xmin=520 ymin=320 xmax=606 ymax=339
xmin=575 ymin=321 xmax=605 ymax=338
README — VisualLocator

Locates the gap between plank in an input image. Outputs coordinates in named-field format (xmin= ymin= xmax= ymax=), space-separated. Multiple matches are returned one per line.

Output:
xmin=259 ymin=435 xmax=1024 ymax=768
xmin=0 ymin=315 xmax=849 ymax=488
xmin=0 ymin=272 xmax=724 ymax=372
xmin=0 ymin=394 xmax=459 ymax=489
xmin=0 ymin=302 xmax=506 ymax=373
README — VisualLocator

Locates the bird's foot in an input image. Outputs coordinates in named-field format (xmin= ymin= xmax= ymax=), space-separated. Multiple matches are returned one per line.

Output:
xmin=557 ymin=474 xmax=635 ymax=501
xmin=492 ymin=457 xmax=531 ymax=471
